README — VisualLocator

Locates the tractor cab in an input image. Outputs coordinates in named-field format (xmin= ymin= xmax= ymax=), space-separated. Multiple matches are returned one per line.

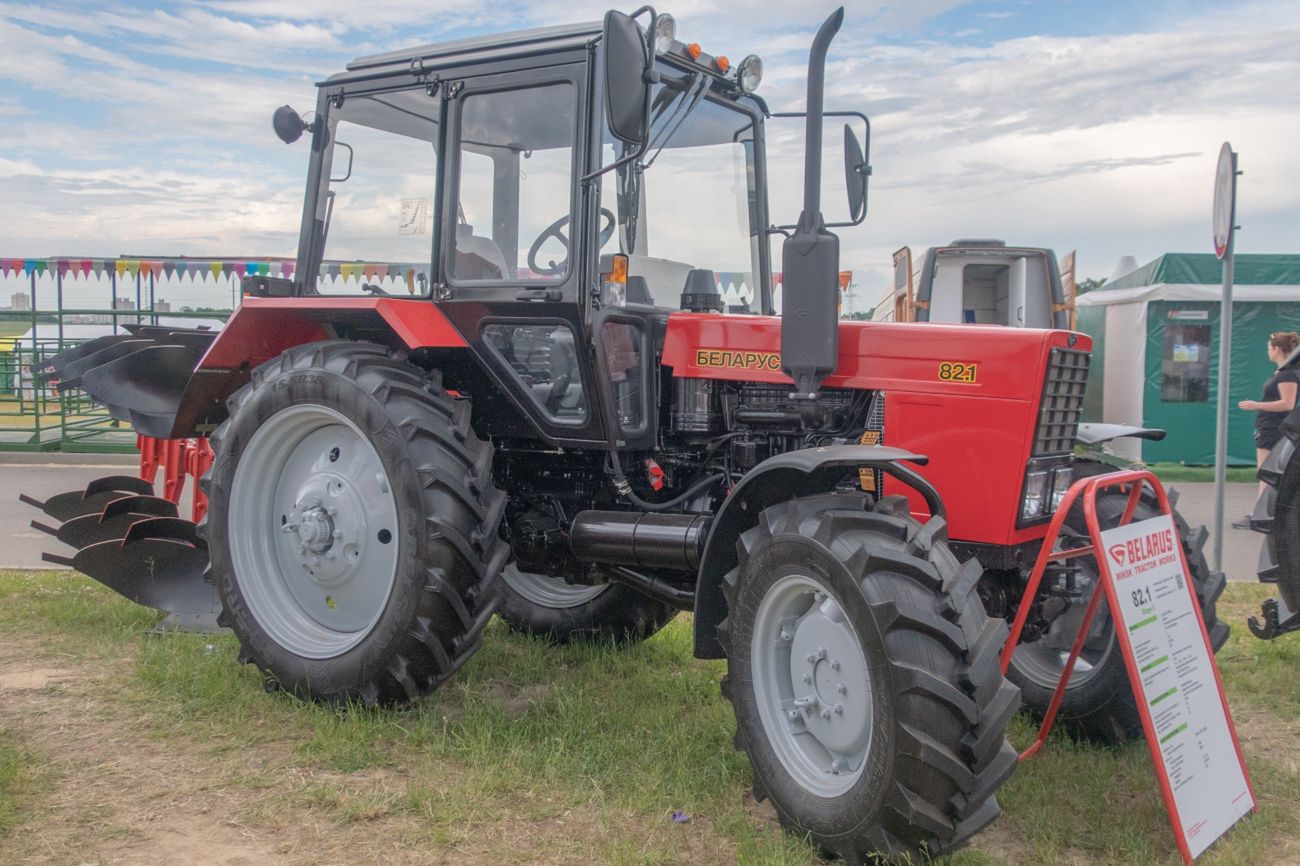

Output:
xmin=271 ymin=12 xmax=866 ymax=448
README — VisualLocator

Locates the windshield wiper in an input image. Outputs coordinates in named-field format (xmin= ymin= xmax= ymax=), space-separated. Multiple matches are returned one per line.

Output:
xmin=641 ymin=72 xmax=709 ymax=170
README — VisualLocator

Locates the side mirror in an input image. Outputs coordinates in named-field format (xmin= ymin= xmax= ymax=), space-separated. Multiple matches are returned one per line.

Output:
xmin=273 ymin=105 xmax=306 ymax=144
xmin=603 ymin=11 xmax=651 ymax=147
xmin=844 ymin=124 xmax=868 ymax=221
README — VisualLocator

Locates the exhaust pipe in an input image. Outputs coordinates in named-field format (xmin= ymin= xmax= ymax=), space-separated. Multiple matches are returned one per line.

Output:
xmin=780 ymin=7 xmax=845 ymax=410
xmin=569 ymin=510 xmax=710 ymax=572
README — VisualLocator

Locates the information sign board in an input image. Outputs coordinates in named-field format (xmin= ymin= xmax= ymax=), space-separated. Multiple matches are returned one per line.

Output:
xmin=1099 ymin=514 xmax=1255 ymax=862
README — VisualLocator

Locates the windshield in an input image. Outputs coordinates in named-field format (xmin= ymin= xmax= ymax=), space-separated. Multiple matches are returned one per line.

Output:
xmin=313 ymin=90 xmax=441 ymax=295
xmin=599 ymin=79 xmax=763 ymax=311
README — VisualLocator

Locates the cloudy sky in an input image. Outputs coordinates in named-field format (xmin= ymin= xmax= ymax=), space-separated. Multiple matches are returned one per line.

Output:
xmin=1 ymin=0 xmax=1297 ymax=309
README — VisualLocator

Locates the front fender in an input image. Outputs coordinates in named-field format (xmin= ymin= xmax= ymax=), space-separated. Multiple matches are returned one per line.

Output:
xmin=692 ymin=445 xmax=935 ymax=659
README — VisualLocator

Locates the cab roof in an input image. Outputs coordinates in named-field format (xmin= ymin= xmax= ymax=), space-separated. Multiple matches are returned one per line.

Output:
xmin=340 ymin=22 xmax=602 ymax=78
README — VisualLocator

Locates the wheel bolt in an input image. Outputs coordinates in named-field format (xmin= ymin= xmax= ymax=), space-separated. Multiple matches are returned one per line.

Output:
xmin=326 ymin=506 xmax=337 ymax=516
xmin=787 ymin=711 xmax=799 ymax=720
xmin=805 ymin=653 xmax=816 ymax=664
xmin=817 ymin=647 xmax=828 ymax=660
xmin=834 ymin=704 xmax=843 ymax=715
xmin=333 ymin=530 xmax=343 ymax=539
xmin=820 ymin=708 xmax=832 ymax=720
xmin=837 ymin=683 xmax=847 ymax=695
xmin=802 ymin=673 xmax=812 ymax=684
xmin=830 ymin=659 xmax=841 ymax=671
xmin=779 ymin=630 xmax=790 ymax=641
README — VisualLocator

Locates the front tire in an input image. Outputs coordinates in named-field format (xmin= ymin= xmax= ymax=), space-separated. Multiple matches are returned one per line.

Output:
xmin=203 ymin=341 xmax=507 ymax=705
xmin=721 ymin=495 xmax=1020 ymax=863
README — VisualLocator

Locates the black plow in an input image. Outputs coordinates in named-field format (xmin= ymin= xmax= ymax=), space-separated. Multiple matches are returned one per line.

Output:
xmin=22 ymin=326 xmax=223 ymax=631
xmin=23 ymin=476 xmax=221 ymax=631
xmin=33 ymin=323 xmax=217 ymax=439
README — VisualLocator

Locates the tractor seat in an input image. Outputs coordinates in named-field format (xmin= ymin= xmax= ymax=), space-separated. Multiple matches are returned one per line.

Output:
xmin=454 ymin=224 xmax=510 ymax=280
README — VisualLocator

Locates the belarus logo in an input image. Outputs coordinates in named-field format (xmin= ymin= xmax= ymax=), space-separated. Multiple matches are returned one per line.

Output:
xmin=1108 ymin=544 xmax=1128 ymax=566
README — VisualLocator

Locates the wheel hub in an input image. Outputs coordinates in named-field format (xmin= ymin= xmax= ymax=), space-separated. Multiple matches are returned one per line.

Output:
xmin=788 ymin=595 xmax=872 ymax=759
xmin=229 ymin=405 xmax=400 ymax=658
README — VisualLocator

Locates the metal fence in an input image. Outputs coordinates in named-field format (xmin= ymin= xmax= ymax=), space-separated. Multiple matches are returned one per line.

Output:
xmin=1 ymin=261 xmax=238 ymax=452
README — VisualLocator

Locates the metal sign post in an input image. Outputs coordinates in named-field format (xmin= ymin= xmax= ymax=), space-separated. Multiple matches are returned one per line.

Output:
xmin=1211 ymin=142 xmax=1238 ymax=572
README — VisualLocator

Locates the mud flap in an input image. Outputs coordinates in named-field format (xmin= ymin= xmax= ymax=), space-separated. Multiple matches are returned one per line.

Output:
xmin=34 ymin=324 xmax=217 ymax=439
xmin=23 ymin=480 xmax=221 ymax=632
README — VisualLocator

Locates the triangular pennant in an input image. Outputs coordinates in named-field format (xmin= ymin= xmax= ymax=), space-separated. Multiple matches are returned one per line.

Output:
xmin=162 ymin=261 xmax=175 ymax=278
xmin=34 ymin=259 xmax=47 ymax=276
xmin=116 ymin=260 xmax=128 ymax=277
xmin=210 ymin=262 xmax=223 ymax=280
xmin=123 ymin=260 xmax=140 ymax=276
xmin=256 ymin=262 xmax=269 ymax=276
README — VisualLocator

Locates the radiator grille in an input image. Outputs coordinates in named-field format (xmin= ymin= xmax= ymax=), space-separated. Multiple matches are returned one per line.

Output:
xmin=1034 ymin=348 xmax=1090 ymax=455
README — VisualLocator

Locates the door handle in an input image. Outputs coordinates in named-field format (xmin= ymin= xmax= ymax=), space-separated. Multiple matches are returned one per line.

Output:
xmin=516 ymin=289 xmax=562 ymax=302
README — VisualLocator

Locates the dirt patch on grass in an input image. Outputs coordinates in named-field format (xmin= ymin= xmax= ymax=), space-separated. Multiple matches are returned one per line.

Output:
xmin=0 ymin=666 xmax=75 ymax=690
xmin=0 ymin=637 xmax=736 ymax=866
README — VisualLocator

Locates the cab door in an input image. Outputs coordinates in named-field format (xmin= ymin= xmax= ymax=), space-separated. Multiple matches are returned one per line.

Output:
xmin=432 ymin=62 xmax=609 ymax=447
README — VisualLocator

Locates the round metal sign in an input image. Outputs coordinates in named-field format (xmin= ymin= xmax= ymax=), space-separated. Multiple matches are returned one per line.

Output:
xmin=1212 ymin=142 xmax=1235 ymax=259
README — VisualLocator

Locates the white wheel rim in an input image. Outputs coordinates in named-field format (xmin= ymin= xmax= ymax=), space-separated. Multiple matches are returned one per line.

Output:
xmin=501 ymin=563 xmax=606 ymax=608
xmin=229 ymin=404 xmax=400 ymax=659
xmin=750 ymin=574 xmax=873 ymax=798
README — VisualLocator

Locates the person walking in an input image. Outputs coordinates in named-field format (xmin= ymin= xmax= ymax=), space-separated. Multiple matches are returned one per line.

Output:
xmin=1234 ymin=331 xmax=1299 ymax=526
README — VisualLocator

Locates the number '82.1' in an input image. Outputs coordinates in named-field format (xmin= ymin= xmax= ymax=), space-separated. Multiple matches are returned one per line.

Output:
xmin=938 ymin=362 xmax=978 ymax=383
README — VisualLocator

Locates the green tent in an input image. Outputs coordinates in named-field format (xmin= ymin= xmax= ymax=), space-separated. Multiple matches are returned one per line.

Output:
xmin=1077 ymin=253 xmax=1300 ymax=465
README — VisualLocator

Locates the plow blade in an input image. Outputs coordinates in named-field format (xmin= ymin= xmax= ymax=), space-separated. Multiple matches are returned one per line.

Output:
xmin=34 ymin=324 xmax=217 ymax=439
xmin=20 ymin=475 xmax=156 ymax=522
xmin=23 ymin=480 xmax=222 ymax=632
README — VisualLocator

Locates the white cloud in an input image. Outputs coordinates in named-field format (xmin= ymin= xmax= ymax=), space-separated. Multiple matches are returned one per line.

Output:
xmin=0 ymin=0 xmax=1296 ymax=296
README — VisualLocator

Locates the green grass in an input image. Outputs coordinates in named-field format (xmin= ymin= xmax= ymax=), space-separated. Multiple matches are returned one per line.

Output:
xmin=0 ymin=568 xmax=1294 ymax=865
xmin=0 ymin=734 xmax=42 ymax=835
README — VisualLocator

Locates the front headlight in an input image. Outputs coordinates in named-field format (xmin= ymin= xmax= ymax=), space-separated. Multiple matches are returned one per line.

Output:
xmin=1050 ymin=466 xmax=1074 ymax=511
xmin=736 ymin=54 xmax=763 ymax=93
xmin=1021 ymin=470 xmax=1049 ymax=520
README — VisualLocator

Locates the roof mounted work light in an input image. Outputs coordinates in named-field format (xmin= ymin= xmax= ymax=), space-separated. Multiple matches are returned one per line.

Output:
xmin=736 ymin=54 xmax=763 ymax=93
xmin=654 ymin=13 xmax=676 ymax=54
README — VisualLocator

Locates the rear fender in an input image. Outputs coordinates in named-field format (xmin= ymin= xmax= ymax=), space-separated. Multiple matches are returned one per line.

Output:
xmin=174 ymin=297 xmax=469 ymax=434
xmin=692 ymin=445 xmax=936 ymax=659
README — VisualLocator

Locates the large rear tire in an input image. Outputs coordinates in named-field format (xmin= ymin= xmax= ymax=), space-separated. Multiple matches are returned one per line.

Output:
xmin=203 ymin=341 xmax=507 ymax=705
xmin=1008 ymin=472 xmax=1228 ymax=744
xmin=720 ymin=495 xmax=1020 ymax=863
xmin=497 ymin=564 xmax=677 ymax=643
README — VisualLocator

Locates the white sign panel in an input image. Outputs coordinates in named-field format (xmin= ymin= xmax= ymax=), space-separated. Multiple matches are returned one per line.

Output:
xmin=399 ymin=198 xmax=429 ymax=235
xmin=1100 ymin=514 xmax=1254 ymax=860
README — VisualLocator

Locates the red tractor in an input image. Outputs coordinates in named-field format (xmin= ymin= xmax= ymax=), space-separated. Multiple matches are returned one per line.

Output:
xmin=22 ymin=7 xmax=1224 ymax=862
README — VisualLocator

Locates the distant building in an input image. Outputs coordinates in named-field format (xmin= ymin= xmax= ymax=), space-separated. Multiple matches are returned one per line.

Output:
xmin=9 ymin=292 xmax=29 ymax=310
xmin=154 ymin=299 xmax=172 ymax=313
xmin=113 ymin=297 xmax=136 ymax=311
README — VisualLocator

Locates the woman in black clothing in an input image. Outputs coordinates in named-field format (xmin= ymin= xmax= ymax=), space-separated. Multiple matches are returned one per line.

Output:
xmin=1237 ymin=331 xmax=1299 ymax=510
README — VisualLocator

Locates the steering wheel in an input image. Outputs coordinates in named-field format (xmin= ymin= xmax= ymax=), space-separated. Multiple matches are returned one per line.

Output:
xmin=527 ymin=208 xmax=616 ymax=277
